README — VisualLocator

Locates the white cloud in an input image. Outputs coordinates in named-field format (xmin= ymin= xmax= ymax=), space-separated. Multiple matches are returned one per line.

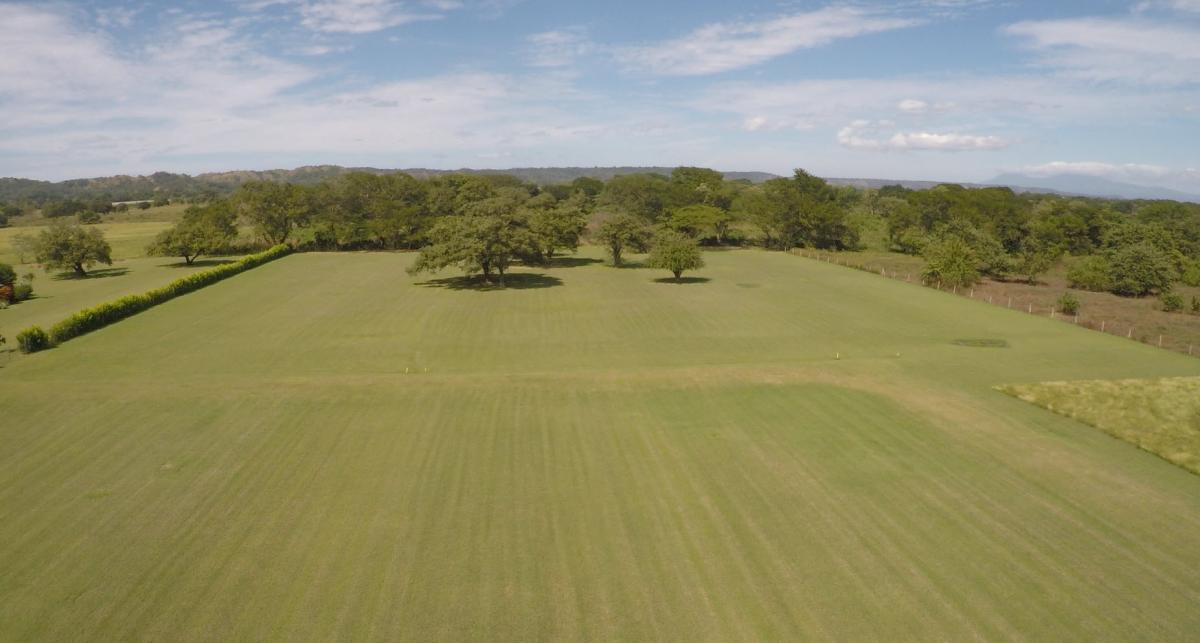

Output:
xmin=242 ymin=0 xmax=449 ymax=34
xmin=1018 ymin=161 xmax=1200 ymax=180
xmin=1015 ymin=161 xmax=1200 ymax=192
xmin=0 ymin=5 xmax=663 ymax=179
xmin=1135 ymin=0 xmax=1200 ymax=12
xmin=838 ymin=120 xmax=1008 ymax=151
xmin=617 ymin=7 xmax=918 ymax=76
xmin=298 ymin=0 xmax=439 ymax=33
xmin=694 ymin=74 xmax=1198 ymax=134
xmin=1005 ymin=17 xmax=1200 ymax=85
xmin=525 ymin=28 xmax=593 ymax=68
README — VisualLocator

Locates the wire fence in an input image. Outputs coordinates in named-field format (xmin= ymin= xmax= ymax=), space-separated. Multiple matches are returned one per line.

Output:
xmin=792 ymin=249 xmax=1200 ymax=360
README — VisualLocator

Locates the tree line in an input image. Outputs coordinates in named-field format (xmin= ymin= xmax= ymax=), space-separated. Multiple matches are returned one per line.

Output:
xmin=10 ymin=166 xmax=1200 ymax=297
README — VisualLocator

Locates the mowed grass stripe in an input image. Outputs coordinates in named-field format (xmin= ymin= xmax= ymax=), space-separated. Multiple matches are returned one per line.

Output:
xmin=3 ymin=250 xmax=1200 ymax=640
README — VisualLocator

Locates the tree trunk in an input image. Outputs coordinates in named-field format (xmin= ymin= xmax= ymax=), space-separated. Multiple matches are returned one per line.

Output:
xmin=185 ymin=255 xmax=195 ymax=265
xmin=611 ymin=244 xmax=622 ymax=267
xmin=73 ymin=263 xmax=87 ymax=277
xmin=673 ymin=270 xmax=682 ymax=281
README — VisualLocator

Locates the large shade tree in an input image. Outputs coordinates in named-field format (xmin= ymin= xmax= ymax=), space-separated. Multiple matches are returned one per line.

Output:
xmin=34 ymin=222 xmax=112 ymax=276
xmin=147 ymin=201 xmax=238 ymax=264
xmin=407 ymin=189 xmax=540 ymax=285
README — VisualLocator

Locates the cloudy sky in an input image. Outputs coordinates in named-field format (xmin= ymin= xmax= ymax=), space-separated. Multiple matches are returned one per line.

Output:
xmin=1 ymin=0 xmax=1199 ymax=190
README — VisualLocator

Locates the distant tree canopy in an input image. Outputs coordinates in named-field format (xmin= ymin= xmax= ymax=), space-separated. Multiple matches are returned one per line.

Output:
xmin=34 ymin=222 xmax=113 ymax=276
xmin=233 ymin=181 xmax=314 ymax=245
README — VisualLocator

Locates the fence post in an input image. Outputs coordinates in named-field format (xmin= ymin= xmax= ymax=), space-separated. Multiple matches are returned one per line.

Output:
xmin=1159 ymin=335 xmax=1164 ymax=348
xmin=1127 ymin=328 xmax=1133 ymax=338
xmin=1028 ymin=303 xmax=1033 ymax=314
xmin=1101 ymin=320 xmax=1106 ymax=332
xmin=1007 ymin=297 xmax=1012 ymax=309
xmin=1050 ymin=307 xmax=1055 ymax=319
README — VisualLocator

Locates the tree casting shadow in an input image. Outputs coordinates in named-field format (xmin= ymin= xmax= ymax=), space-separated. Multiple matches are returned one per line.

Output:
xmin=50 ymin=267 xmax=130 ymax=281
xmin=417 ymin=273 xmax=563 ymax=291
xmin=652 ymin=277 xmax=711 ymax=285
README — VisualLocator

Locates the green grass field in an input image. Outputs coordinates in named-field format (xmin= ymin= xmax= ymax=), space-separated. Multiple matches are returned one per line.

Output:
xmin=3 ymin=249 xmax=1200 ymax=640
xmin=0 ymin=222 xmax=174 ymax=265
xmin=1001 ymin=376 xmax=1200 ymax=474
xmin=0 ymin=257 xmax=228 ymax=344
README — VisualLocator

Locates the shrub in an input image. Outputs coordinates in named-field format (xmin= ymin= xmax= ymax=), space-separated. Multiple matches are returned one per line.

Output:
xmin=47 ymin=244 xmax=290 ymax=345
xmin=12 ymin=282 xmax=33 ymax=302
xmin=1108 ymin=242 xmax=1176 ymax=297
xmin=1182 ymin=260 xmax=1200 ymax=288
xmin=78 ymin=211 xmax=102 ymax=224
xmin=1057 ymin=292 xmax=1080 ymax=316
xmin=0 ymin=262 xmax=14 ymax=286
xmin=1161 ymin=292 xmax=1184 ymax=313
xmin=922 ymin=236 xmax=979 ymax=288
xmin=1066 ymin=255 xmax=1112 ymax=292
xmin=1192 ymin=296 xmax=1200 ymax=314
xmin=16 ymin=326 xmax=51 ymax=353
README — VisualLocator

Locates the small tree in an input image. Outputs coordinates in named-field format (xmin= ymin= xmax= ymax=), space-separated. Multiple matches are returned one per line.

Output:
xmin=596 ymin=213 xmax=652 ymax=267
xmin=0 ymin=262 xmax=14 ymax=287
xmin=921 ymin=237 xmax=979 ymax=288
xmin=1057 ymin=292 xmax=1080 ymax=316
xmin=646 ymin=231 xmax=705 ymax=281
xmin=34 ymin=222 xmax=113 ymax=277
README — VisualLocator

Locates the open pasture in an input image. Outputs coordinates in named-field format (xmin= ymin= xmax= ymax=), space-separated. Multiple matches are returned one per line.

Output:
xmin=2 ymin=249 xmax=1199 ymax=640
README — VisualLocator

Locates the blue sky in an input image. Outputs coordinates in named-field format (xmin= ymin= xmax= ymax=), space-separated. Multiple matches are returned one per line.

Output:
xmin=1 ymin=0 xmax=1199 ymax=191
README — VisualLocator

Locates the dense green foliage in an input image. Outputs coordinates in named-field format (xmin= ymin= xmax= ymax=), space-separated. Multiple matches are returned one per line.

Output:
xmin=645 ymin=231 xmax=705 ymax=280
xmin=921 ymin=236 xmax=979 ymax=288
xmin=32 ymin=222 xmax=113 ymax=276
xmin=147 ymin=201 xmax=238 ymax=264
xmin=1057 ymin=292 xmax=1081 ymax=316
xmin=15 ymin=326 xmax=49 ymax=353
xmin=596 ymin=213 xmax=652 ymax=266
xmin=47 ymin=245 xmax=289 ymax=345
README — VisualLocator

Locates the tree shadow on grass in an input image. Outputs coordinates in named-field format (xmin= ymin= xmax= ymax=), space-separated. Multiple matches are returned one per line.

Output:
xmin=652 ymin=276 xmax=711 ymax=285
xmin=160 ymin=258 xmax=235 ymax=268
xmin=417 ymin=273 xmax=563 ymax=291
xmin=547 ymin=256 xmax=603 ymax=268
xmin=50 ymin=267 xmax=130 ymax=281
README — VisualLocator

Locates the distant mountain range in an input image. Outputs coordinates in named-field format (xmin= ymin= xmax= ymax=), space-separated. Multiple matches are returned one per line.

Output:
xmin=2 ymin=165 xmax=1197 ymax=204
xmin=987 ymin=173 xmax=1200 ymax=203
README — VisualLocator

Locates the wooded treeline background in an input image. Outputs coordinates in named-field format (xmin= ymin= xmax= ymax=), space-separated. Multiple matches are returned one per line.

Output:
xmin=4 ymin=166 xmax=1200 ymax=299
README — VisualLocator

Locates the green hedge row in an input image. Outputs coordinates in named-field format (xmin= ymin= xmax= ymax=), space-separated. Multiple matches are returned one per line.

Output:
xmin=42 ymin=244 xmax=291 ymax=348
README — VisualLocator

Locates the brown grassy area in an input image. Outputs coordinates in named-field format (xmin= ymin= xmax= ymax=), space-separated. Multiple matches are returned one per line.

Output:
xmin=801 ymin=249 xmax=1200 ymax=359
xmin=999 ymin=377 xmax=1200 ymax=475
